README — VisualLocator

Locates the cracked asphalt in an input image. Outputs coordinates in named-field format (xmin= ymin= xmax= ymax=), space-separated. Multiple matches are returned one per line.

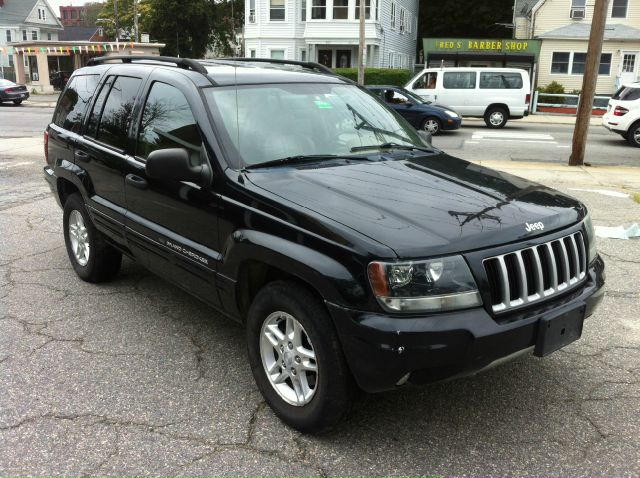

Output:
xmin=1 ymin=121 xmax=640 ymax=475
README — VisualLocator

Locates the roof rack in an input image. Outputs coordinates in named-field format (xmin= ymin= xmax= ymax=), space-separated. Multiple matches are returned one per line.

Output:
xmin=213 ymin=58 xmax=335 ymax=75
xmin=86 ymin=55 xmax=208 ymax=74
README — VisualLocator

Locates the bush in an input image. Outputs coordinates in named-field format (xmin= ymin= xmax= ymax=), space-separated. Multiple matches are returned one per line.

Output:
xmin=537 ymin=81 xmax=566 ymax=94
xmin=333 ymin=68 xmax=413 ymax=86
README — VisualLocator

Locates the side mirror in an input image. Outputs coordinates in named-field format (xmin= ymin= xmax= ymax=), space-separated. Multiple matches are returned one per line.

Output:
xmin=418 ymin=130 xmax=432 ymax=146
xmin=145 ymin=148 xmax=211 ymax=186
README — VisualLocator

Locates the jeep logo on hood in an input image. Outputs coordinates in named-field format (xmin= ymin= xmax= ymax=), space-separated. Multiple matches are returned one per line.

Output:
xmin=525 ymin=221 xmax=545 ymax=232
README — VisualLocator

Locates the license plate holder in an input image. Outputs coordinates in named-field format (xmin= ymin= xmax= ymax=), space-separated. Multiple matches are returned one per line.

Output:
xmin=534 ymin=304 xmax=586 ymax=357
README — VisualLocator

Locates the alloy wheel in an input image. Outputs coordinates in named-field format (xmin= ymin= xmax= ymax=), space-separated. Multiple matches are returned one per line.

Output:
xmin=423 ymin=119 xmax=440 ymax=135
xmin=259 ymin=311 xmax=318 ymax=406
xmin=489 ymin=111 xmax=505 ymax=126
xmin=68 ymin=210 xmax=90 ymax=266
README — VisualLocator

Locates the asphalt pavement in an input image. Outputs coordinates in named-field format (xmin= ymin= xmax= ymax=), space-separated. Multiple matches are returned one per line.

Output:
xmin=1 ymin=105 xmax=639 ymax=476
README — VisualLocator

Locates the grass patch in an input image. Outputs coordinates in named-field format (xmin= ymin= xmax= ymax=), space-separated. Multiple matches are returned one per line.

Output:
xmin=633 ymin=191 xmax=640 ymax=204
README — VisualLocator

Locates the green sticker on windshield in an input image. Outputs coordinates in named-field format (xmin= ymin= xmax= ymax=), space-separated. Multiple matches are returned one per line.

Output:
xmin=314 ymin=100 xmax=333 ymax=109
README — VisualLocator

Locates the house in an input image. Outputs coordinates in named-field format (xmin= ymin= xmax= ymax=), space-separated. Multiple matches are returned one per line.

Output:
xmin=59 ymin=25 xmax=108 ymax=43
xmin=59 ymin=5 xmax=86 ymax=27
xmin=515 ymin=0 xmax=640 ymax=94
xmin=0 ymin=0 xmax=63 ymax=81
xmin=243 ymin=0 xmax=419 ymax=69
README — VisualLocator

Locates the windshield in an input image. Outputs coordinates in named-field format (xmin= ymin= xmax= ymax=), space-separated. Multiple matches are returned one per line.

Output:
xmin=205 ymin=83 xmax=424 ymax=168
xmin=401 ymin=88 xmax=428 ymax=104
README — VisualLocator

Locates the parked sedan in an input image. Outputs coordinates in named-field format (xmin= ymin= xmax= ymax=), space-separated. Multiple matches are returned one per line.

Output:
xmin=0 ymin=79 xmax=29 ymax=105
xmin=367 ymin=85 xmax=461 ymax=135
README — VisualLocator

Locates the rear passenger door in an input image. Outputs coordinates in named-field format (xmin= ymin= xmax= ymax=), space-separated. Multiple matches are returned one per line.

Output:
xmin=439 ymin=71 xmax=477 ymax=115
xmin=123 ymin=70 xmax=222 ymax=307
xmin=75 ymin=69 xmax=145 ymax=246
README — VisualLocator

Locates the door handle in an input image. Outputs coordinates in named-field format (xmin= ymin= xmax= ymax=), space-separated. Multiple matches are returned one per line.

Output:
xmin=74 ymin=150 xmax=90 ymax=162
xmin=126 ymin=173 xmax=148 ymax=190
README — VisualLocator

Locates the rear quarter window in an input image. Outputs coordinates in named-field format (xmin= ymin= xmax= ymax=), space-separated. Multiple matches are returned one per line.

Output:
xmin=52 ymin=75 xmax=99 ymax=132
xmin=613 ymin=86 xmax=640 ymax=101
xmin=443 ymin=72 xmax=476 ymax=89
xmin=479 ymin=72 xmax=523 ymax=89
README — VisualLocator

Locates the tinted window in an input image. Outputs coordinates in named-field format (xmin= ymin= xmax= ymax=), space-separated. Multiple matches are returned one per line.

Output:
xmin=551 ymin=52 xmax=570 ymax=74
xmin=480 ymin=72 xmax=523 ymax=89
xmin=53 ymin=75 xmax=99 ymax=133
xmin=443 ymin=72 xmax=476 ymax=89
xmin=96 ymin=76 xmax=142 ymax=150
xmin=613 ymin=86 xmax=640 ymax=101
xmin=138 ymin=82 xmax=202 ymax=161
xmin=86 ymin=77 xmax=113 ymax=138
xmin=382 ymin=89 xmax=410 ymax=104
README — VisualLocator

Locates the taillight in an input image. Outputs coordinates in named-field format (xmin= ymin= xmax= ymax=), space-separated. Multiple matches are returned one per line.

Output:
xmin=44 ymin=130 xmax=49 ymax=164
xmin=614 ymin=106 xmax=629 ymax=116
xmin=525 ymin=94 xmax=531 ymax=105
xmin=5 ymin=87 xmax=14 ymax=93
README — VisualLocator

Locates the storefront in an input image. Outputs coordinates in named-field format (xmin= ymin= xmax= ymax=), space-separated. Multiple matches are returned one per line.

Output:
xmin=422 ymin=38 xmax=542 ymax=78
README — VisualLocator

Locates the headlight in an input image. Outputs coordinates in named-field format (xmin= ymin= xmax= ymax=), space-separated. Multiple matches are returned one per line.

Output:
xmin=445 ymin=110 xmax=459 ymax=118
xmin=367 ymin=255 xmax=482 ymax=313
xmin=584 ymin=211 xmax=597 ymax=264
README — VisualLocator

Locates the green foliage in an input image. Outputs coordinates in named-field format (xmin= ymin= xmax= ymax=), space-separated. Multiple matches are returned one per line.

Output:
xmin=83 ymin=2 xmax=104 ymax=27
xmin=333 ymin=68 xmax=413 ymax=86
xmin=537 ymin=81 xmax=566 ymax=94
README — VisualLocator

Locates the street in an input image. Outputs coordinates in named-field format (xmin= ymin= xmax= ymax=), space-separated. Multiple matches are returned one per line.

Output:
xmin=1 ymin=104 xmax=640 ymax=475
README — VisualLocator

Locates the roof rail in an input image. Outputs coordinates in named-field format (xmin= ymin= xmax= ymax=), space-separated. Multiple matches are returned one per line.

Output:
xmin=213 ymin=58 xmax=335 ymax=75
xmin=86 ymin=55 xmax=208 ymax=74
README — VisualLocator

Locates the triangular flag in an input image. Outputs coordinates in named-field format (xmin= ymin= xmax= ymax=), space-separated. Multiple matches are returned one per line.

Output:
xmin=8 ymin=47 xmax=14 ymax=55
xmin=40 ymin=47 xmax=45 ymax=53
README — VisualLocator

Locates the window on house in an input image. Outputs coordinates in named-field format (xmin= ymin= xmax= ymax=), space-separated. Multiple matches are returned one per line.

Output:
xmin=599 ymin=53 xmax=612 ymax=75
xmin=249 ymin=49 xmax=256 ymax=58
xmin=22 ymin=30 xmax=27 ymax=40
xmin=270 ymin=49 xmax=285 ymax=60
xmin=611 ymin=0 xmax=628 ymax=17
xmin=38 ymin=8 xmax=41 ymax=19
xmin=312 ymin=0 xmax=326 ymax=19
xmin=399 ymin=8 xmax=405 ymax=32
xmin=388 ymin=52 xmax=393 ymax=68
xmin=8 ymin=55 xmax=13 ymax=67
xmin=390 ymin=2 xmax=396 ymax=29
xmin=5 ymin=30 xmax=11 ymax=42
xmin=270 ymin=0 xmax=285 ymax=20
xmin=570 ymin=0 xmax=586 ymax=18
xmin=63 ymin=10 xmax=68 ymax=19
xmin=355 ymin=0 xmax=371 ymax=19
xmin=47 ymin=32 xmax=52 ymax=40
xmin=551 ymin=52 xmax=570 ymax=73
xmin=333 ymin=0 xmax=348 ymax=19
xmin=572 ymin=52 xmax=587 ymax=74
xmin=249 ymin=0 xmax=256 ymax=22
xmin=300 ymin=49 xmax=307 ymax=62
xmin=31 ymin=31 xmax=38 ymax=40
xmin=71 ymin=9 xmax=77 ymax=19
xmin=301 ymin=0 xmax=306 ymax=21
xmin=41 ymin=8 xmax=46 ymax=20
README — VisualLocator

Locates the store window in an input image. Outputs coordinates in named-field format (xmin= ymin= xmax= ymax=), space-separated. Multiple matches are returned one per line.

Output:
xmin=611 ymin=0 xmax=628 ymax=17
xmin=312 ymin=0 xmax=326 ymax=19
xmin=355 ymin=0 xmax=371 ymax=19
xmin=443 ymin=72 xmax=476 ymax=89
xmin=333 ymin=0 xmax=348 ymax=19
xmin=270 ymin=0 xmax=285 ymax=20
xmin=551 ymin=52 xmax=570 ymax=74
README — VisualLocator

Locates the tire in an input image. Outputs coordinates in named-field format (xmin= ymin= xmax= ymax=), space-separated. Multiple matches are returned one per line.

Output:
xmin=63 ymin=193 xmax=122 ymax=282
xmin=619 ymin=132 xmax=629 ymax=140
xmin=13 ymin=99 xmax=23 ymax=105
xmin=246 ymin=280 xmax=356 ymax=433
xmin=626 ymin=122 xmax=640 ymax=148
xmin=421 ymin=116 xmax=442 ymax=135
xmin=484 ymin=106 xmax=508 ymax=128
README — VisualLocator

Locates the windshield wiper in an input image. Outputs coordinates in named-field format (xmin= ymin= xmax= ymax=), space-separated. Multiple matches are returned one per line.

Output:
xmin=350 ymin=142 xmax=434 ymax=153
xmin=243 ymin=154 xmax=369 ymax=170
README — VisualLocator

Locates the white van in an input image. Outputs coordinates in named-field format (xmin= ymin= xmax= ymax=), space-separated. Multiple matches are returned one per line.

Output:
xmin=405 ymin=68 xmax=531 ymax=128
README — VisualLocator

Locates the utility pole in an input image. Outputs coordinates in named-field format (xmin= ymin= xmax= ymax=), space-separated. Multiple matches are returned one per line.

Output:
xmin=133 ymin=0 xmax=139 ymax=43
xmin=569 ymin=0 xmax=609 ymax=166
xmin=357 ymin=0 xmax=365 ymax=85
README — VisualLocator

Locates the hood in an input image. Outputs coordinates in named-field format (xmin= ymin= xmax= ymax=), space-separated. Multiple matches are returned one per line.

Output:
xmin=245 ymin=153 xmax=585 ymax=258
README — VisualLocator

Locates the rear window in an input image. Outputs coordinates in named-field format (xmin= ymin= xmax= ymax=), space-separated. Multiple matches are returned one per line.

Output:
xmin=479 ymin=72 xmax=523 ymax=89
xmin=612 ymin=86 xmax=640 ymax=101
xmin=443 ymin=72 xmax=476 ymax=89
xmin=53 ymin=74 xmax=99 ymax=133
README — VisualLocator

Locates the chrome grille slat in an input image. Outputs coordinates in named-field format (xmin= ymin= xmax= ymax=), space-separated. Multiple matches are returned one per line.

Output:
xmin=484 ymin=232 xmax=587 ymax=314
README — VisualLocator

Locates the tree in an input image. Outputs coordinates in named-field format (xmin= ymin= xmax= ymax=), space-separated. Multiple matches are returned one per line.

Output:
xmin=83 ymin=2 xmax=105 ymax=27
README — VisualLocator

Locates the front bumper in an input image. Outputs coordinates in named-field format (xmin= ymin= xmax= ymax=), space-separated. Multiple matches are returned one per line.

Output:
xmin=442 ymin=116 xmax=462 ymax=131
xmin=328 ymin=255 xmax=605 ymax=393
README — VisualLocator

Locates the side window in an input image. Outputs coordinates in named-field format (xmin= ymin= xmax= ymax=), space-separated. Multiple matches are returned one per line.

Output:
xmin=415 ymin=72 xmax=437 ymax=89
xmin=53 ymin=75 xmax=99 ymax=133
xmin=86 ymin=77 xmax=114 ymax=138
xmin=443 ymin=72 xmax=476 ymax=89
xmin=137 ymin=82 xmax=202 ymax=162
xmin=95 ymin=76 xmax=142 ymax=150
xmin=479 ymin=72 xmax=524 ymax=89
xmin=383 ymin=89 xmax=409 ymax=104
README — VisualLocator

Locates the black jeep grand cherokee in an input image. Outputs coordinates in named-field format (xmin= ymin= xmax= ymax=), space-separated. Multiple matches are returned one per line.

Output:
xmin=44 ymin=56 xmax=605 ymax=433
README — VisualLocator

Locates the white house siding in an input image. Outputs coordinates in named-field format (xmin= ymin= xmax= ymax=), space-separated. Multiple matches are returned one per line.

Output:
xmin=244 ymin=0 xmax=418 ymax=68
xmin=537 ymin=39 xmax=640 ymax=93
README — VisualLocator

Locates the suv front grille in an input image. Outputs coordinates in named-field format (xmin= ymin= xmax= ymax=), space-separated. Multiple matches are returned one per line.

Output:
xmin=483 ymin=232 xmax=587 ymax=313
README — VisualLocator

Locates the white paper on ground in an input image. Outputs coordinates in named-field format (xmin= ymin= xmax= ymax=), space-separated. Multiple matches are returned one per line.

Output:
xmin=594 ymin=223 xmax=640 ymax=239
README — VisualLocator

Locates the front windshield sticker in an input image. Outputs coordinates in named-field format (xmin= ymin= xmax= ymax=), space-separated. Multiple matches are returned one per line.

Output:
xmin=314 ymin=100 xmax=333 ymax=109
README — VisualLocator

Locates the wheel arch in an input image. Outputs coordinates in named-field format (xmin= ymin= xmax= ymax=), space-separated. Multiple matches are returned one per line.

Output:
xmin=484 ymin=103 xmax=511 ymax=118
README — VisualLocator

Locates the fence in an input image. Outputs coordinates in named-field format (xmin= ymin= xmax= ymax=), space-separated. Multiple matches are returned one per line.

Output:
xmin=532 ymin=91 xmax=611 ymax=115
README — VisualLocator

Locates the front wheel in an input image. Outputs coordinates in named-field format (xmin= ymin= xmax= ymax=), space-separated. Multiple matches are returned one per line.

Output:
xmin=626 ymin=122 xmax=640 ymax=148
xmin=63 ymin=193 xmax=122 ymax=282
xmin=421 ymin=117 xmax=442 ymax=135
xmin=484 ymin=106 xmax=508 ymax=128
xmin=246 ymin=281 xmax=356 ymax=433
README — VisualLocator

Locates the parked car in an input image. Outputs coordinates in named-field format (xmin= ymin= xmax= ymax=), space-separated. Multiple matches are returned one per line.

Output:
xmin=50 ymin=71 xmax=72 ymax=91
xmin=367 ymin=85 xmax=461 ymax=135
xmin=602 ymin=82 xmax=640 ymax=148
xmin=405 ymin=67 xmax=531 ymax=128
xmin=0 ymin=79 xmax=29 ymax=105
xmin=44 ymin=56 xmax=604 ymax=433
